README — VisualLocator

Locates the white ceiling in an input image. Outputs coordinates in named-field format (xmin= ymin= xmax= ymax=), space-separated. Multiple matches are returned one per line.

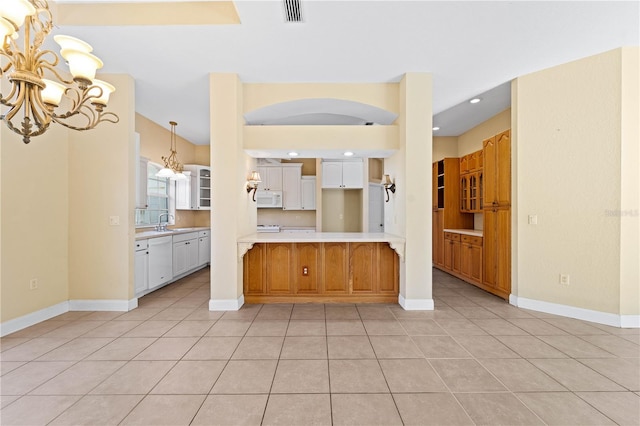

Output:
xmin=50 ymin=1 xmax=639 ymax=145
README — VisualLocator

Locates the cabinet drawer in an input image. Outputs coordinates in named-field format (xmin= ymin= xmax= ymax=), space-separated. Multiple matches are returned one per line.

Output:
xmin=198 ymin=230 xmax=209 ymax=237
xmin=135 ymin=240 xmax=148 ymax=250
xmin=461 ymin=235 xmax=482 ymax=246
xmin=444 ymin=232 xmax=461 ymax=241
xmin=173 ymin=232 xmax=198 ymax=243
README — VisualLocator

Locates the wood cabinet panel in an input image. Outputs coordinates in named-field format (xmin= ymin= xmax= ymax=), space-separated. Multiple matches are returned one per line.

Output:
xmin=322 ymin=243 xmax=349 ymax=294
xmin=495 ymin=130 xmax=511 ymax=206
xmin=295 ymin=243 xmax=321 ymax=294
xmin=378 ymin=243 xmax=399 ymax=294
xmin=244 ymin=243 xmax=266 ymax=295
xmin=266 ymin=243 xmax=293 ymax=294
xmin=350 ymin=243 xmax=376 ymax=294
xmin=432 ymin=210 xmax=444 ymax=267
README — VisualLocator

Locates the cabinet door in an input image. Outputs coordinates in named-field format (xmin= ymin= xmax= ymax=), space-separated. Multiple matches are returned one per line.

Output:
xmin=322 ymin=162 xmax=343 ymax=188
xmin=186 ymin=239 xmax=199 ymax=271
xmin=460 ymin=243 xmax=471 ymax=279
xmin=198 ymin=236 xmax=210 ymax=266
xmin=495 ymin=130 xmax=511 ymax=206
xmin=452 ymin=240 xmax=461 ymax=274
xmin=483 ymin=136 xmax=497 ymax=207
xmin=197 ymin=167 xmax=212 ymax=210
xmin=266 ymin=167 xmax=283 ymax=191
xmin=432 ymin=211 xmax=444 ymax=267
xmin=322 ymin=243 xmax=348 ymax=293
xmin=295 ymin=243 xmax=321 ymax=294
xmin=432 ymin=162 xmax=438 ymax=210
xmin=244 ymin=243 xmax=266 ymax=295
xmin=378 ymin=243 xmax=398 ymax=294
xmin=175 ymin=173 xmax=191 ymax=210
xmin=349 ymin=243 xmax=376 ymax=293
xmin=256 ymin=166 xmax=267 ymax=190
xmin=460 ymin=174 xmax=469 ymax=212
xmin=469 ymin=243 xmax=483 ymax=284
xmin=136 ymin=157 xmax=149 ymax=209
xmin=494 ymin=208 xmax=511 ymax=295
xmin=460 ymin=155 xmax=469 ymax=174
xmin=173 ymin=241 xmax=189 ymax=277
xmin=483 ymin=210 xmax=497 ymax=289
xmin=282 ymin=166 xmax=302 ymax=210
xmin=342 ymin=161 xmax=364 ymax=188
xmin=444 ymin=238 xmax=454 ymax=270
xmin=266 ymin=243 xmax=293 ymax=294
xmin=134 ymin=249 xmax=149 ymax=296
xmin=301 ymin=177 xmax=316 ymax=210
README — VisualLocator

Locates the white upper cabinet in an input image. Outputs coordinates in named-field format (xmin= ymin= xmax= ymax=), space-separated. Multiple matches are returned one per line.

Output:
xmin=175 ymin=171 xmax=192 ymax=210
xmin=322 ymin=160 xmax=363 ymax=189
xmin=301 ymin=176 xmax=316 ymax=210
xmin=257 ymin=166 xmax=283 ymax=191
xmin=181 ymin=165 xmax=211 ymax=210
xmin=282 ymin=165 xmax=302 ymax=210
xmin=135 ymin=133 xmax=149 ymax=209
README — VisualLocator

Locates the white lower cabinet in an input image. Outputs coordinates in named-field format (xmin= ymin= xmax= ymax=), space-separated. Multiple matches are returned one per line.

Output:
xmin=198 ymin=230 xmax=210 ymax=267
xmin=148 ymin=236 xmax=173 ymax=290
xmin=134 ymin=240 xmax=149 ymax=296
xmin=173 ymin=232 xmax=199 ymax=277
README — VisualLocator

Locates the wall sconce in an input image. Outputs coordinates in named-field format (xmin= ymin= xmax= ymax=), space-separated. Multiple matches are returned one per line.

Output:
xmin=246 ymin=171 xmax=262 ymax=202
xmin=382 ymin=174 xmax=396 ymax=202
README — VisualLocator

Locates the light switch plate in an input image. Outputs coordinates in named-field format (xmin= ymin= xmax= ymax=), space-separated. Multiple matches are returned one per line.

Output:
xmin=109 ymin=216 xmax=120 ymax=226
xmin=528 ymin=215 xmax=538 ymax=225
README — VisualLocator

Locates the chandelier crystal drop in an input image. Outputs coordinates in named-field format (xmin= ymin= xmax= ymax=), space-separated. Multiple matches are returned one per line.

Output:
xmin=157 ymin=121 xmax=186 ymax=180
xmin=0 ymin=0 xmax=119 ymax=144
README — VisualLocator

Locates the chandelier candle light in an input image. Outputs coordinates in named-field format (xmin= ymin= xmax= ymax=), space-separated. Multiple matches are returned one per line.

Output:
xmin=156 ymin=121 xmax=187 ymax=181
xmin=0 ymin=0 xmax=118 ymax=144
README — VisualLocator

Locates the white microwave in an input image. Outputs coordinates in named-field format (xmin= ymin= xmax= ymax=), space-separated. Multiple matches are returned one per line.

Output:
xmin=256 ymin=190 xmax=283 ymax=208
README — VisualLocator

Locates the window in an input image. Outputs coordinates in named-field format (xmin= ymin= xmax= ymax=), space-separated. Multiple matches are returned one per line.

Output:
xmin=135 ymin=162 xmax=173 ymax=227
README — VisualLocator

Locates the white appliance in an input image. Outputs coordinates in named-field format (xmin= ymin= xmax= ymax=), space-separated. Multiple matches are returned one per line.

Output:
xmin=256 ymin=190 xmax=283 ymax=208
xmin=257 ymin=225 xmax=281 ymax=233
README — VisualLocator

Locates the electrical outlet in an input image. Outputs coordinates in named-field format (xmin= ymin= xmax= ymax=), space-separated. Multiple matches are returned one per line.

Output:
xmin=302 ymin=266 xmax=309 ymax=276
xmin=559 ymin=274 xmax=570 ymax=285
xmin=29 ymin=278 xmax=38 ymax=290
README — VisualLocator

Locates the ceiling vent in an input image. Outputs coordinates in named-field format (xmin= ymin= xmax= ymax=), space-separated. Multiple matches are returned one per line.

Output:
xmin=283 ymin=0 xmax=303 ymax=22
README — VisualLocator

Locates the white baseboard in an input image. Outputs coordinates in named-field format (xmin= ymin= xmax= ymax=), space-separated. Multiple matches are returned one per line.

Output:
xmin=398 ymin=294 xmax=434 ymax=310
xmin=68 ymin=299 xmax=138 ymax=312
xmin=209 ymin=294 xmax=245 ymax=311
xmin=511 ymin=295 xmax=639 ymax=328
xmin=0 ymin=301 xmax=69 ymax=337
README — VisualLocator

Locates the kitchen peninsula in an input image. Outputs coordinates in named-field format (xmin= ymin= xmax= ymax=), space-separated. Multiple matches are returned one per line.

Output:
xmin=238 ymin=232 xmax=405 ymax=303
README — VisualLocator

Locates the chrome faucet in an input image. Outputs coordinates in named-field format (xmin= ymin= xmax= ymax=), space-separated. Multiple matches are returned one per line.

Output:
xmin=155 ymin=213 xmax=174 ymax=232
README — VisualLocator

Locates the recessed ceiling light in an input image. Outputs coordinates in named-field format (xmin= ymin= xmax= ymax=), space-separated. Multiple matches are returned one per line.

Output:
xmin=343 ymin=151 xmax=354 ymax=157
xmin=288 ymin=151 xmax=299 ymax=157
xmin=469 ymin=98 xmax=481 ymax=104
xmin=432 ymin=126 xmax=440 ymax=131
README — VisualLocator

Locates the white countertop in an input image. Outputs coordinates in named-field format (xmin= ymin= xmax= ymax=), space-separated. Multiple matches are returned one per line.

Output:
xmin=136 ymin=227 xmax=210 ymax=240
xmin=443 ymin=228 xmax=483 ymax=237
xmin=238 ymin=232 xmax=405 ymax=244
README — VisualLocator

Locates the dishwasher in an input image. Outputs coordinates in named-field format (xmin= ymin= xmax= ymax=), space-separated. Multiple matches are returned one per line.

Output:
xmin=148 ymin=236 xmax=173 ymax=290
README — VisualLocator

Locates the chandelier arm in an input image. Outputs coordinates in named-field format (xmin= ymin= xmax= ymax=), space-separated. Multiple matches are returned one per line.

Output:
xmin=29 ymin=85 xmax=53 ymax=130
xmin=1 ymin=81 xmax=19 ymax=106
xmin=39 ymin=63 xmax=74 ymax=86
xmin=2 ymin=81 xmax=27 ymax=122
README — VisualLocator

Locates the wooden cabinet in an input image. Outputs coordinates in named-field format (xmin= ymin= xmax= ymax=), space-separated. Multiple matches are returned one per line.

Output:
xmin=266 ymin=243 xmax=294 ymax=294
xmin=432 ymin=158 xmax=473 ymax=266
xmin=444 ymin=232 xmax=461 ymax=274
xmin=322 ymin=160 xmax=364 ymax=189
xmin=483 ymin=130 xmax=510 ymax=208
xmin=301 ymin=176 xmax=316 ymax=210
xmin=322 ymin=242 xmax=349 ymax=294
xmin=295 ymin=243 xmax=321 ymax=294
xmin=243 ymin=242 xmax=398 ymax=302
xmin=282 ymin=165 xmax=302 ymax=210
xmin=257 ymin=166 xmax=283 ymax=191
xmin=460 ymin=149 xmax=484 ymax=213
xmin=483 ymin=208 xmax=511 ymax=298
xmin=460 ymin=235 xmax=483 ymax=284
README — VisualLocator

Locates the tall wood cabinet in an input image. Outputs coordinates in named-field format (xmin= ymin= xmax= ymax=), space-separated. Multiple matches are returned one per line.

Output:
xmin=432 ymin=158 xmax=473 ymax=267
xmin=482 ymin=129 xmax=511 ymax=299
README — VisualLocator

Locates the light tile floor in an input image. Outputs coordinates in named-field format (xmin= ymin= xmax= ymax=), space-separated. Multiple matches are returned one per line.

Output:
xmin=1 ymin=267 xmax=639 ymax=425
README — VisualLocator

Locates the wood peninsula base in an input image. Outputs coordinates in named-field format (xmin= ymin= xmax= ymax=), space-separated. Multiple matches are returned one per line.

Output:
xmin=239 ymin=233 xmax=404 ymax=304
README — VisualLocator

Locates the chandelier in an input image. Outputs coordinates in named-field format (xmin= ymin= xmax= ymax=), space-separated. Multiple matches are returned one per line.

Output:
xmin=0 ymin=0 xmax=118 ymax=144
xmin=156 ymin=121 xmax=187 ymax=181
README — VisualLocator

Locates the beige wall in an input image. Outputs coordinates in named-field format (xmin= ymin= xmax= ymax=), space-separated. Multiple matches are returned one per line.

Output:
xmin=321 ymin=190 xmax=362 ymax=232
xmin=513 ymin=49 xmax=631 ymax=315
xmin=433 ymin=137 xmax=458 ymax=161
xmin=1 ymin=121 xmax=70 ymax=322
xmin=68 ymin=74 xmax=136 ymax=301
xmin=1 ymin=73 xmax=135 ymax=326
xmin=257 ymin=210 xmax=316 ymax=228
xmin=457 ymin=108 xmax=511 ymax=156
xmin=619 ymin=47 xmax=640 ymax=317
